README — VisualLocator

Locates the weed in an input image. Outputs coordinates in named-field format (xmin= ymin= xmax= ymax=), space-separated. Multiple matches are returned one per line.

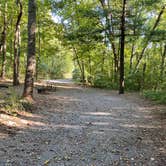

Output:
xmin=0 ymin=87 xmax=33 ymax=115
xmin=143 ymin=90 xmax=166 ymax=104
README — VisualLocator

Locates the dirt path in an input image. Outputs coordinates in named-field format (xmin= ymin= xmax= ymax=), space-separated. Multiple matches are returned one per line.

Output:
xmin=0 ymin=83 xmax=165 ymax=165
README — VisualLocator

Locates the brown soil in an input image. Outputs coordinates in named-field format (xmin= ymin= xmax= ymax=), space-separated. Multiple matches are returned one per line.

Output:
xmin=0 ymin=82 xmax=165 ymax=166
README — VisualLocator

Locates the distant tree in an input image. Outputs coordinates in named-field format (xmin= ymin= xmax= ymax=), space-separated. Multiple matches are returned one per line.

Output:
xmin=13 ymin=0 xmax=23 ymax=86
xmin=0 ymin=2 xmax=7 ymax=79
xmin=119 ymin=0 xmax=126 ymax=94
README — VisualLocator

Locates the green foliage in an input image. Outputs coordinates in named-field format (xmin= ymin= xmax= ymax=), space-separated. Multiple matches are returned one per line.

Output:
xmin=38 ymin=44 xmax=73 ymax=79
xmin=160 ymin=82 xmax=166 ymax=90
xmin=0 ymin=0 xmax=165 ymax=95
xmin=0 ymin=0 xmax=73 ymax=81
xmin=72 ymin=69 xmax=81 ymax=81
xmin=125 ymin=73 xmax=142 ymax=91
xmin=51 ymin=0 xmax=166 ymax=92
xmin=93 ymin=74 xmax=114 ymax=89
xmin=2 ymin=88 xmax=24 ymax=114
xmin=143 ymin=90 xmax=166 ymax=104
xmin=0 ymin=87 xmax=33 ymax=115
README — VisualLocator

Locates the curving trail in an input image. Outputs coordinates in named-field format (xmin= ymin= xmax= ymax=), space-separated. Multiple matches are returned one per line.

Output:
xmin=0 ymin=82 xmax=165 ymax=165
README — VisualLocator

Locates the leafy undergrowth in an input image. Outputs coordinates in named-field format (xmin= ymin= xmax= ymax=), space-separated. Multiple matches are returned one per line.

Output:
xmin=0 ymin=87 xmax=33 ymax=116
xmin=143 ymin=90 xmax=166 ymax=104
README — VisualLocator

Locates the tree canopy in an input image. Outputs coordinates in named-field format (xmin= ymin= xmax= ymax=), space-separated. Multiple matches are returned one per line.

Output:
xmin=0 ymin=0 xmax=165 ymax=99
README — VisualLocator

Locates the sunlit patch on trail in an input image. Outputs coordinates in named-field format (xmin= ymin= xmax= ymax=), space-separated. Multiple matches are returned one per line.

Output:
xmin=122 ymin=124 xmax=164 ymax=129
xmin=0 ymin=112 xmax=45 ymax=137
xmin=83 ymin=112 xmax=112 ymax=116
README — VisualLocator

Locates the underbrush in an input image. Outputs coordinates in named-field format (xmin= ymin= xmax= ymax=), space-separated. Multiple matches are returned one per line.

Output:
xmin=143 ymin=90 xmax=166 ymax=104
xmin=0 ymin=87 xmax=33 ymax=115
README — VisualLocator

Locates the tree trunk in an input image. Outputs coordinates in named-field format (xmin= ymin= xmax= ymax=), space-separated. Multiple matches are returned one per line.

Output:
xmin=129 ymin=43 xmax=135 ymax=72
xmin=73 ymin=46 xmax=83 ymax=75
xmin=13 ymin=0 xmax=23 ymax=86
xmin=36 ymin=6 xmax=41 ymax=80
xmin=36 ymin=30 xmax=40 ymax=80
xmin=101 ymin=33 xmax=107 ymax=73
xmin=88 ymin=55 xmax=92 ymax=75
xmin=99 ymin=0 xmax=119 ymax=82
xmin=0 ymin=3 xmax=7 ymax=79
xmin=73 ymin=46 xmax=86 ymax=83
xmin=129 ymin=28 xmax=136 ymax=73
xmin=141 ymin=63 xmax=146 ymax=89
xmin=10 ymin=19 xmax=13 ymax=67
xmin=160 ymin=44 xmax=166 ymax=82
xmin=81 ymin=59 xmax=86 ymax=83
xmin=23 ymin=0 xmax=36 ymax=101
xmin=119 ymin=0 xmax=126 ymax=94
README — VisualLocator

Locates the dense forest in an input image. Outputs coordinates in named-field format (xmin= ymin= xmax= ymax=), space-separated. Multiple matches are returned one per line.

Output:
xmin=0 ymin=0 xmax=166 ymax=101
xmin=0 ymin=0 xmax=166 ymax=165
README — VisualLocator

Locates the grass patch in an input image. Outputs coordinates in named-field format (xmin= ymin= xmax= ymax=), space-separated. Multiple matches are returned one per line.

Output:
xmin=0 ymin=87 xmax=33 ymax=115
xmin=143 ymin=90 xmax=166 ymax=104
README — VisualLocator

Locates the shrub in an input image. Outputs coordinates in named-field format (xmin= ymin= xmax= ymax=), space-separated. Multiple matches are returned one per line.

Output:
xmin=93 ymin=74 xmax=114 ymax=89
xmin=0 ymin=87 xmax=33 ymax=115
xmin=125 ymin=73 xmax=142 ymax=91
xmin=4 ymin=88 xmax=24 ymax=113
xmin=72 ymin=69 xmax=81 ymax=81
xmin=143 ymin=90 xmax=166 ymax=104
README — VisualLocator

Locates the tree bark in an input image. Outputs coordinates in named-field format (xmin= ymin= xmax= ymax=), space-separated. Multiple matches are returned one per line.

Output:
xmin=129 ymin=27 xmax=136 ymax=73
xmin=23 ymin=0 xmax=36 ymax=101
xmin=36 ymin=6 xmax=41 ymax=80
xmin=81 ymin=59 xmax=86 ymax=83
xmin=72 ymin=46 xmax=86 ymax=83
xmin=141 ymin=63 xmax=146 ymax=89
xmin=13 ymin=0 xmax=23 ymax=86
xmin=119 ymin=0 xmax=126 ymax=94
xmin=73 ymin=47 xmax=83 ymax=75
xmin=0 ymin=2 xmax=7 ymax=79
xmin=160 ymin=43 xmax=166 ymax=82
xmin=129 ymin=43 xmax=135 ymax=72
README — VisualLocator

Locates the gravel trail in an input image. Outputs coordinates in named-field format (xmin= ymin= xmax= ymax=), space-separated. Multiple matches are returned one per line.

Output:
xmin=0 ymin=83 xmax=165 ymax=165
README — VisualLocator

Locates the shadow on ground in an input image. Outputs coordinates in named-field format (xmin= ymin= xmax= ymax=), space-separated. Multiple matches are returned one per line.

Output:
xmin=0 ymin=82 xmax=165 ymax=165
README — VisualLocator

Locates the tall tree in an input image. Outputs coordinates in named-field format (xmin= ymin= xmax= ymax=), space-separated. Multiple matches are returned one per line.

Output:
xmin=119 ymin=0 xmax=126 ymax=94
xmin=0 ymin=2 xmax=7 ymax=79
xmin=160 ymin=43 xmax=166 ymax=82
xmin=23 ymin=0 xmax=36 ymax=101
xmin=13 ymin=0 xmax=23 ymax=85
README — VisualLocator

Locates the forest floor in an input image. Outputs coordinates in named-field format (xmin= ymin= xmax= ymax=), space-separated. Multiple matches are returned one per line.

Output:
xmin=0 ymin=80 xmax=165 ymax=166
